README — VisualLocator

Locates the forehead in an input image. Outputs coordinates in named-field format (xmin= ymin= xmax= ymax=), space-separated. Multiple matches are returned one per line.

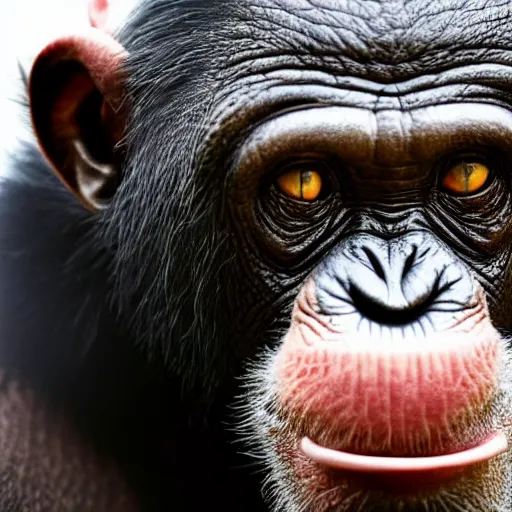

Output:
xmin=238 ymin=0 xmax=512 ymax=79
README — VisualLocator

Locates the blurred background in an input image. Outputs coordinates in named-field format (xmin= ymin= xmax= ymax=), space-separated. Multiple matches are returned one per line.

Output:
xmin=0 ymin=0 xmax=136 ymax=173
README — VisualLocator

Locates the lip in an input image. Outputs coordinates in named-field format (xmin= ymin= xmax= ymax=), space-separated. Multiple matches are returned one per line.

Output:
xmin=300 ymin=432 xmax=508 ymax=474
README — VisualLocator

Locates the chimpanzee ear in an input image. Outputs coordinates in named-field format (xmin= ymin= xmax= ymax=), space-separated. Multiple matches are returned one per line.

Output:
xmin=29 ymin=29 xmax=127 ymax=211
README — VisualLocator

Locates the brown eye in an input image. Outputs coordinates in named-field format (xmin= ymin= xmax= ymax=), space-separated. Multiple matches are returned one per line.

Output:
xmin=277 ymin=169 xmax=323 ymax=201
xmin=441 ymin=162 xmax=490 ymax=195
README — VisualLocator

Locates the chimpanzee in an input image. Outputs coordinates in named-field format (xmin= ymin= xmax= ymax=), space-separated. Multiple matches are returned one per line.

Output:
xmin=2 ymin=0 xmax=512 ymax=510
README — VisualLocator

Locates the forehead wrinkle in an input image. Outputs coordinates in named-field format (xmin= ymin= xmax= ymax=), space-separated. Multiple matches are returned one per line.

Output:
xmin=236 ymin=0 xmax=512 ymax=80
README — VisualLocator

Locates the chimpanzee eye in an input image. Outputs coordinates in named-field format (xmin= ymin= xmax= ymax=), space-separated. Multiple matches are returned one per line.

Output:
xmin=441 ymin=162 xmax=490 ymax=195
xmin=277 ymin=169 xmax=323 ymax=201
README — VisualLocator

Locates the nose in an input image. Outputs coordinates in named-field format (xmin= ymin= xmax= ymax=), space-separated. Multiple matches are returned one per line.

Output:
xmin=348 ymin=238 xmax=434 ymax=325
xmin=315 ymin=232 xmax=475 ymax=326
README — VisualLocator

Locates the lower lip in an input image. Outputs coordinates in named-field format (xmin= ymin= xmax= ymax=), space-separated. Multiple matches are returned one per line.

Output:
xmin=300 ymin=432 xmax=508 ymax=474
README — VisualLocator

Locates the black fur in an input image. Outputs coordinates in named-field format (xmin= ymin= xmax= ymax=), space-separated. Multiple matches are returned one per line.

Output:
xmin=0 ymin=1 xmax=267 ymax=510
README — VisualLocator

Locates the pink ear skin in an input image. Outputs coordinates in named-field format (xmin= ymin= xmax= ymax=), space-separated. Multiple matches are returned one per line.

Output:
xmin=28 ymin=28 xmax=128 ymax=210
xmin=88 ymin=0 xmax=110 ymax=32
xmin=30 ymin=29 xmax=127 ymax=114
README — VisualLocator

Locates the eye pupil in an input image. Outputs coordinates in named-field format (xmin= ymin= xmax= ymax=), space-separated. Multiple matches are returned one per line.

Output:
xmin=463 ymin=163 xmax=476 ymax=192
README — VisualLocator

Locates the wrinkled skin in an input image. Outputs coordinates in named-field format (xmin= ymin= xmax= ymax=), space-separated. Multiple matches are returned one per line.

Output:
xmin=3 ymin=0 xmax=512 ymax=511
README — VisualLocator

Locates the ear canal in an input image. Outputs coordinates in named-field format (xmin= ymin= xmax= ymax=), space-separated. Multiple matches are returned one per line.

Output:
xmin=73 ymin=139 xmax=117 ymax=210
xmin=29 ymin=29 xmax=127 ymax=211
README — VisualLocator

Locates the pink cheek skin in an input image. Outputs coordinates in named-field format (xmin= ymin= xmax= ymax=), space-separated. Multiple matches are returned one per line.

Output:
xmin=275 ymin=316 xmax=501 ymax=456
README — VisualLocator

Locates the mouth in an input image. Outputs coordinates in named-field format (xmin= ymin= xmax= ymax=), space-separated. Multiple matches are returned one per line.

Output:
xmin=300 ymin=431 xmax=509 ymax=475
xmin=240 ymin=278 xmax=512 ymax=510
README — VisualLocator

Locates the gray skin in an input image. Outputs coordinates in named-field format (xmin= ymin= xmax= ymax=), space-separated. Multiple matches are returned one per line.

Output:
xmin=4 ymin=0 xmax=512 ymax=511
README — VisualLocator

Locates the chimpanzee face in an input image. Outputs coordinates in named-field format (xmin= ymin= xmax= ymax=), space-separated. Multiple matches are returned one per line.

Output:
xmin=201 ymin=2 xmax=512 ymax=510
xmin=27 ymin=0 xmax=512 ymax=510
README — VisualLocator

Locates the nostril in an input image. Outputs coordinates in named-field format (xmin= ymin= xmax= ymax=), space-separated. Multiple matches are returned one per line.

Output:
xmin=401 ymin=245 xmax=418 ymax=282
xmin=349 ymin=282 xmax=436 ymax=326
xmin=362 ymin=246 xmax=386 ymax=282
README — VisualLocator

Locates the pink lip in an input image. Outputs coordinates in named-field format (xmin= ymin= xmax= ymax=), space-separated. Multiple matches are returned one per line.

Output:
xmin=300 ymin=432 xmax=508 ymax=474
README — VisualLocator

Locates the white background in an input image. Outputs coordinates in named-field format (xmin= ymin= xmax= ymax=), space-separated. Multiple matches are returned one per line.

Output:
xmin=0 ymin=0 xmax=136 ymax=172
xmin=0 ymin=0 xmax=89 ymax=169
